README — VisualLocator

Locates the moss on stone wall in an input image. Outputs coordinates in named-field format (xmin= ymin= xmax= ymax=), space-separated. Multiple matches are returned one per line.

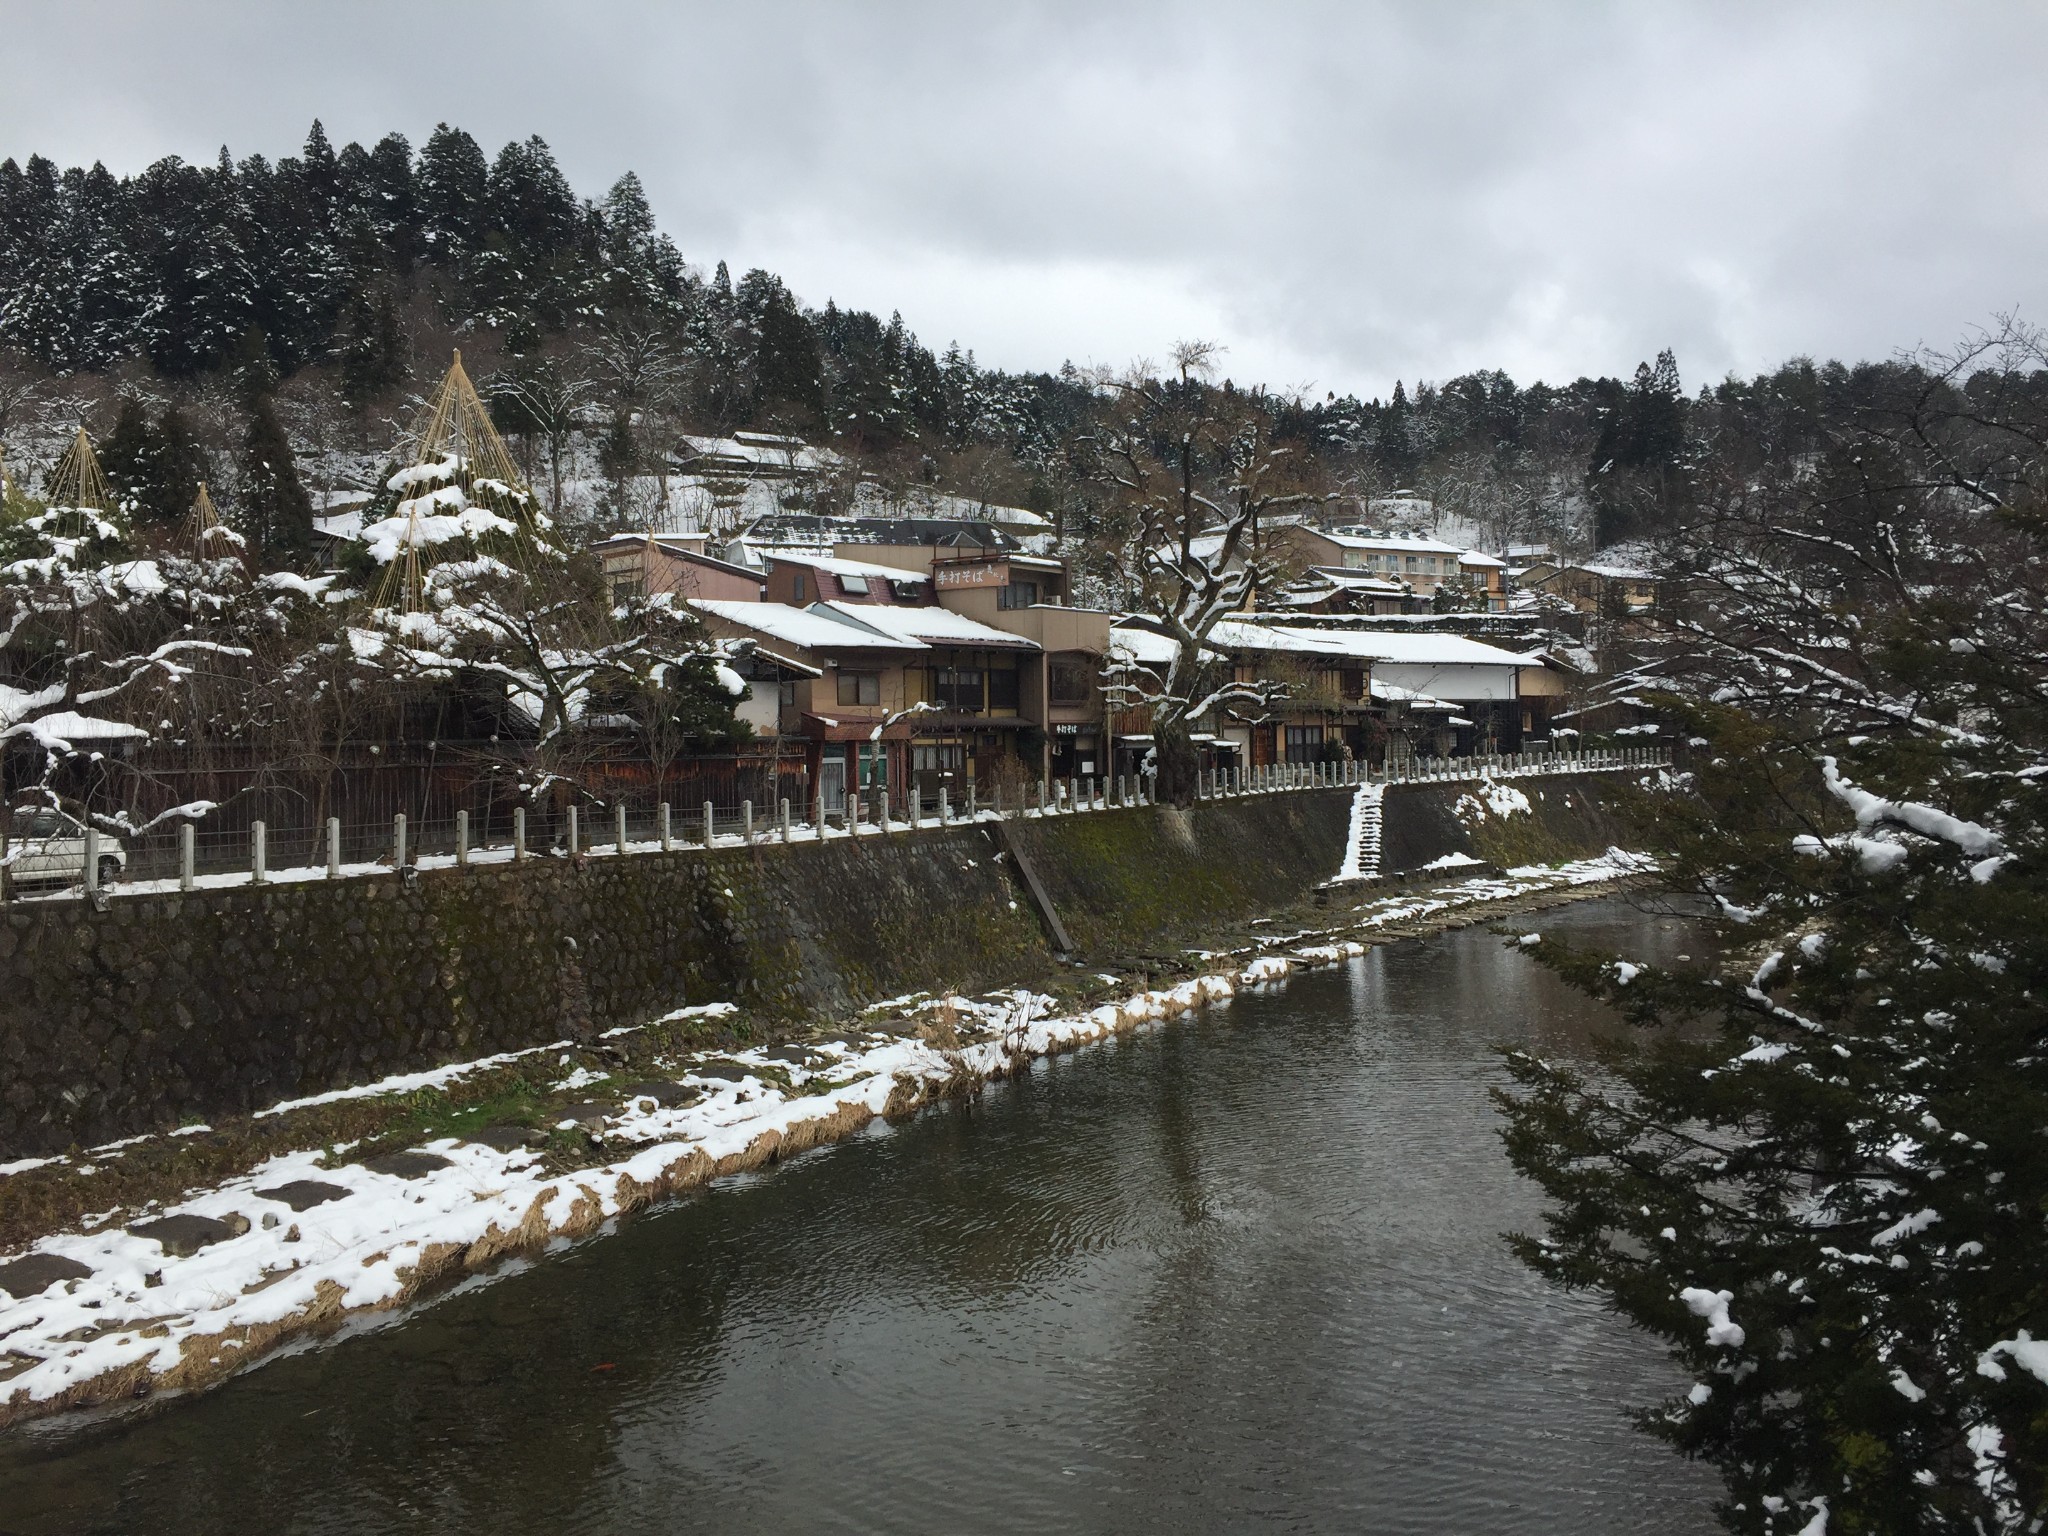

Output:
xmin=1007 ymin=791 xmax=1355 ymax=956
xmin=1379 ymin=777 xmax=1642 ymax=872
xmin=0 ymin=777 xmax=1636 ymax=1158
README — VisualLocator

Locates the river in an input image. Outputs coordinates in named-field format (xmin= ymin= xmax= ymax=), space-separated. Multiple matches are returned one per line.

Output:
xmin=0 ymin=895 xmax=1719 ymax=1534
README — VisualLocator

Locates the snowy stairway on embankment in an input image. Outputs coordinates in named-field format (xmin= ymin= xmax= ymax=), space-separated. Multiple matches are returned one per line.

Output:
xmin=1329 ymin=782 xmax=1384 ymax=885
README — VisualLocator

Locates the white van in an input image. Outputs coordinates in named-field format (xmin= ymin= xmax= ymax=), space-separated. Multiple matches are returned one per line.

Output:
xmin=6 ymin=807 xmax=127 ymax=890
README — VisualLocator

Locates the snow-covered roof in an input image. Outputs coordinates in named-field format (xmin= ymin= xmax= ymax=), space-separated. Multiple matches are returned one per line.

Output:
xmin=688 ymin=600 xmax=927 ymax=653
xmin=1272 ymin=627 xmax=1541 ymax=667
xmin=1317 ymin=529 xmax=1469 ymax=555
xmin=1576 ymin=560 xmax=1656 ymax=580
xmin=677 ymin=434 xmax=842 ymax=472
xmin=1305 ymin=567 xmax=1410 ymax=591
xmin=817 ymin=601 xmax=1038 ymax=651
xmin=763 ymin=552 xmax=931 ymax=586
xmin=1202 ymin=619 xmax=1541 ymax=668
xmin=1107 ymin=627 xmax=1205 ymax=666
xmin=1458 ymin=551 xmax=1507 ymax=568
xmin=851 ymin=485 xmax=1051 ymax=531
xmin=1370 ymin=679 xmax=1457 ymax=711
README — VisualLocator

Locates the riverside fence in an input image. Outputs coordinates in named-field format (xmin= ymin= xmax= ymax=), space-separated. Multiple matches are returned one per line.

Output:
xmin=4 ymin=745 xmax=1674 ymax=903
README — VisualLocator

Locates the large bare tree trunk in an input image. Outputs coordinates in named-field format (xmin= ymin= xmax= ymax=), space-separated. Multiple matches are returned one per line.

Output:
xmin=1153 ymin=717 xmax=1201 ymax=807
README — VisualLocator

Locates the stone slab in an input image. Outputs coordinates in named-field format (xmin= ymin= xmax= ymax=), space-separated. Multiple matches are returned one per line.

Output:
xmin=254 ymin=1179 xmax=353 ymax=1212
xmin=0 ymin=1252 xmax=92 ymax=1297
xmin=358 ymin=1151 xmax=452 ymax=1180
xmin=128 ymin=1213 xmax=246 ymax=1257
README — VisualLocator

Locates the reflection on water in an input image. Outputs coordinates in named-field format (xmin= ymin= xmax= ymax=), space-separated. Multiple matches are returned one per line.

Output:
xmin=0 ymin=897 xmax=1717 ymax=1535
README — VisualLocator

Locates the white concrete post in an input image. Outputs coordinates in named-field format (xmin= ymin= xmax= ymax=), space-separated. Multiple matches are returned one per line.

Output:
xmin=457 ymin=809 xmax=469 ymax=867
xmin=563 ymin=807 xmax=576 ymax=857
xmin=394 ymin=813 xmax=408 ymax=869
xmin=939 ymin=786 xmax=950 ymax=825
xmin=968 ymin=783 xmax=977 ymax=818
xmin=660 ymin=802 xmax=672 ymax=852
xmin=251 ymin=821 xmax=266 ymax=884
xmin=186 ymin=822 xmax=200 ymax=890
xmin=616 ymin=803 xmax=629 ymax=853
xmin=704 ymin=801 xmax=716 ymax=846
xmin=82 ymin=827 xmax=98 ymax=894
xmin=743 ymin=799 xmax=754 ymax=841
xmin=1038 ymin=781 xmax=1048 ymax=815
xmin=513 ymin=807 xmax=526 ymax=861
xmin=780 ymin=798 xmax=792 ymax=842
xmin=878 ymin=790 xmax=890 ymax=831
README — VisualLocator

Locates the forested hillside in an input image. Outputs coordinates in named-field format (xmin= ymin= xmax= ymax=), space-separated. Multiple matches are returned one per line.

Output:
xmin=0 ymin=120 xmax=2019 ymax=563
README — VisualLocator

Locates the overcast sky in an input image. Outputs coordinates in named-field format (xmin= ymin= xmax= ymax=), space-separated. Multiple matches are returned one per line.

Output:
xmin=2 ymin=1 xmax=2043 ymax=399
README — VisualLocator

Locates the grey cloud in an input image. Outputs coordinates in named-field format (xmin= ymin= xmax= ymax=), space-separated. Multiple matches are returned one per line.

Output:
xmin=1 ymin=0 xmax=2043 ymax=395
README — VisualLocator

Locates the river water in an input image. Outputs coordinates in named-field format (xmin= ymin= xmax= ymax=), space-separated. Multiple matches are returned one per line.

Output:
xmin=0 ymin=896 xmax=1719 ymax=1534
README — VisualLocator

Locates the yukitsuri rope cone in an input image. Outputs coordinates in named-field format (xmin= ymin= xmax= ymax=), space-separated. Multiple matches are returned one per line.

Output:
xmin=183 ymin=482 xmax=239 ymax=563
xmin=370 ymin=350 xmax=546 ymax=616
xmin=42 ymin=426 xmax=113 ymax=521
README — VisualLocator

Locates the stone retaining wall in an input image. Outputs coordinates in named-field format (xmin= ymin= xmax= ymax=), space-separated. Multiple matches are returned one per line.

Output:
xmin=0 ymin=776 xmax=1641 ymax=1157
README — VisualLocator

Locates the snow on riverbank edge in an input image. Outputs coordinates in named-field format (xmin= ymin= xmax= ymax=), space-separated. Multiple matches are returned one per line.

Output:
xmin=0 ymin=849 xmax=1650 ymax=1427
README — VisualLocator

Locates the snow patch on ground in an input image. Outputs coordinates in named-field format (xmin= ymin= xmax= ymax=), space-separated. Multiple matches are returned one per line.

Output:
xmin=0 ymin=848 xmax=1652 ymax=1417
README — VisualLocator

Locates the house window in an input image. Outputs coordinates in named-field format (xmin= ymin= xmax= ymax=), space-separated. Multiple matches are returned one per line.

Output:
xmin=1284 ymin=725 xmax=1324 ymax=764
xmin=856 ymin=742 xmax=888 ymax=786
xmin=837 ymin=670 xmax=881 ymax=706
xmin=987 ymin=667 xmax=1021 ymax=710
xmin=609 ymin=574 xmax=644 ymax=604
xmin=934 ymin=667 xmax=983 ymax=711
xmin=998 ymin=580 xmax=1038 ymax=610
xmin=1405 ymin=555 xmax=1419 ymax=572
xmin=792 ymin=572 xmax=806 ymax=602
xmin=913 ymin=744 xmax=965 ymax=774
xmin=839 ymin=574 xmax=870 ymax=597
xmin=1049 ymin=660 xmax=1091 ymax=704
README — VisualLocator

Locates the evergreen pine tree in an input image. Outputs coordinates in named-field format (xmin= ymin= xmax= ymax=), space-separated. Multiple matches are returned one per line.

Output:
xmin=237 ymin=394 xmax=314 ymax=565
xmin=0 ymin=156 xmax=70 ymax=364
xmin=60 ymin=162 xmax=143 ymax=370
xmin=1589 ymin=348 xmax=1690 ymax=545
xmin=150 ymin=405 xmax=209 ymax=534
xmin=132 ymin=153 xmax=258 ymax=374
xmin=100 ymin=399 xmax=209 ymax=529
xmin=1501 ymin=333 xmax=2048 ymax=1533
xmin=335 ymin=276 xmax=406 ymax=403
xmin=415 ymin=123 xmax=489 ymax=271
xmin=98 ymin=397 xmax=161 ymax=521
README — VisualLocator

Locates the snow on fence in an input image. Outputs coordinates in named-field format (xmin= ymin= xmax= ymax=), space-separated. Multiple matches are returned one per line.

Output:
xmin=2 ymin=745 xmax=1671 ymax=903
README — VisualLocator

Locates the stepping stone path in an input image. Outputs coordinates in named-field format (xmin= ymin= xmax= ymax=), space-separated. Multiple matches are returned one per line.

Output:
xmin=128 ymin=1213 xmax=248 ymax=1257
xmin=254 ymin=1180 xmax=354 ymax=1212
xmin=358 ymin=1151 xmax=452 ymax=1180
xmin=463 ymin=1125 xmax=545 ymax=1152
xmin=616 ymin=1081 xmax=698 ymax=1108
xmin=0 ymin=1252 xmax=93 ymax=1298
